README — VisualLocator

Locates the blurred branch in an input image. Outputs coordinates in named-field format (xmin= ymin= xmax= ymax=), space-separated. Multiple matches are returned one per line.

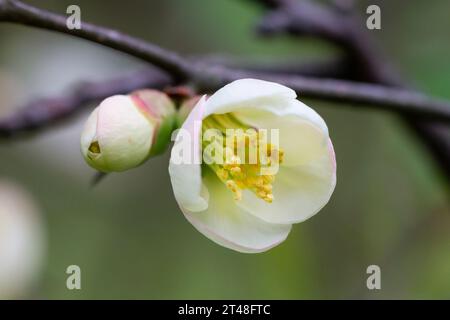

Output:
xmin=3 ymin=65 xmax=450 ymax=140
xmin=0 ymin=0 xmax=449 ymax=177
xmin=250 ymin=0 xmax=450 ymax=179
xmin=0 ymin=0 xmax=192 ymax=80
xmin=195 ymin=54 xmax=355 ymax=79
xmin=0 ymin=68 xmax=171 ymax=138
xmin=251 ymin=0 xmax=400 ymax=84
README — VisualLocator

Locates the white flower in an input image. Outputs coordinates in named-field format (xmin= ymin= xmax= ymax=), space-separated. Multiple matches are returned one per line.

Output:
xmin=81 ymin=90 xmax=176 ymax=172
xmin=0 ymin=180 xmax=45 ymax=299
xmin=169 ymin=79 xmax=336 ymax=253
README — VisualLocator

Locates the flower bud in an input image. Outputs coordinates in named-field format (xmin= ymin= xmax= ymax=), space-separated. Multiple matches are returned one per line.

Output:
xmin=81 ymin=90 xmax=176 ymax=172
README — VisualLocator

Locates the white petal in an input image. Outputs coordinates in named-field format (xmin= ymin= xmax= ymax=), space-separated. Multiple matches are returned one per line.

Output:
xmin=181 ymin=171 xmax=292 ymax=253
xmin=236 ymin=138 xmax=336 ymax=224
xmin=231 ymin=98 xmax=329 ymax=166
xmin=204 ymin=78 xmax=296 ymax=117
xmin=169 ymin=96 xmax=208 ymax=212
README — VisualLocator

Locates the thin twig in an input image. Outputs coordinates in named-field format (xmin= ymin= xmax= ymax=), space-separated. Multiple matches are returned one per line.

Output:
xmin=0 ymin=0 xmax=449 ymax=145
xmin=195 ymin=54 xmax=354 ymax=79
xmin=252 ymin=0 xmax=400 ymax=84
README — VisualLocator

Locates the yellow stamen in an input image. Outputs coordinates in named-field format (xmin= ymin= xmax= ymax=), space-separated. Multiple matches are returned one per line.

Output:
xmin=226 ymin=180 xmax=242 ymax=201
xmin=202 ymin=113 xmax=284 ymax=203
xmin=216 ymin=168 xmax=229 ymax=180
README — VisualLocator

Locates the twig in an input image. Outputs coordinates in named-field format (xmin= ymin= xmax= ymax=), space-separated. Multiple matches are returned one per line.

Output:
xmin=253 ymin=0 xmax=400 ymax=84
xmin=3 ymin=65 xmax=450 ymax=140
xmin=195 ymin=54 xmax=354 ymax=79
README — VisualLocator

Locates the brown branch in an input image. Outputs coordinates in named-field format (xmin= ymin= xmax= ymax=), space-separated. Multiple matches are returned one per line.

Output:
xmin=195 ymin=54 xmax=355 ymax=79
xmin=252 ymin=0 xmax=401 ymax=84
xmin=0 ymin=68 xmax=171 ymax=138
xmin=0 ymin=0 xmax=192 ymax=80
xmin=3 ymin=64 xmax=450 ymax=140
xmin=0 ymin=0 xmax=449 ymax=161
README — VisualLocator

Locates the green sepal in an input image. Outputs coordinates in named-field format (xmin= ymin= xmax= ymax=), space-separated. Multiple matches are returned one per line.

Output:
xmin=148 ymin=113 xmax=178 ymax=157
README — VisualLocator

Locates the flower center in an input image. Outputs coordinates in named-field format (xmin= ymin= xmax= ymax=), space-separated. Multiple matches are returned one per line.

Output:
xmin=202 ymin=113 xmax=284 ymax=203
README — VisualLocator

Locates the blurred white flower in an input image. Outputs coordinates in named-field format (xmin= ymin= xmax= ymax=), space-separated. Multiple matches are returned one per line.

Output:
xmin=0 ymin=180 xmax=45 ymax=299
xmin=81 ymin=90 xmax=176 ymax=172
xmin=169 ymin=79 xmax=336 ymax=253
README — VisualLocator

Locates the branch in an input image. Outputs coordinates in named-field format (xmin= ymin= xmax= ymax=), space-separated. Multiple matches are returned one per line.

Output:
xmin=0 ymin=0 xmax=450 ymax=145
xmin=3 ymin=65 xmax=450 ymax=139
xmin=253 ymin=0 xmax=401 ymax=85
xmin=195 ymin=54 xmax=355 ymax=79
xmin=0 ymin=0 xmax=192 ymax=80
xmin=0 ymin=68 xmax=171 ymax=138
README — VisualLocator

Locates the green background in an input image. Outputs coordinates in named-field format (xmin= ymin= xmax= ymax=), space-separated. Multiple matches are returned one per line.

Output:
xmin=0 ymin=0 xmax=449 ymax=299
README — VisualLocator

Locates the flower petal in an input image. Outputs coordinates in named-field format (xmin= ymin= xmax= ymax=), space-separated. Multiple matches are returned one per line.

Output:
xmin=204 ymin=78 xmax=296 ymax=117
xmin=181 ymin=170 xmax=292 ymax=253
xmin=233 ymin=97 xmax=328 ymax=134
xmin=169 ymin=96 xmax=208 ymax=212
xmin=233 ymin=99 xmax=329 ymax=166
xmin=236 ymin=138 xmax=336 ymax=224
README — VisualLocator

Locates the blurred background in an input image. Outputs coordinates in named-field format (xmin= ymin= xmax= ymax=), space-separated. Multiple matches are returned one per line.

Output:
xmin=0 ymin=0 xmax=449 ymax=299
